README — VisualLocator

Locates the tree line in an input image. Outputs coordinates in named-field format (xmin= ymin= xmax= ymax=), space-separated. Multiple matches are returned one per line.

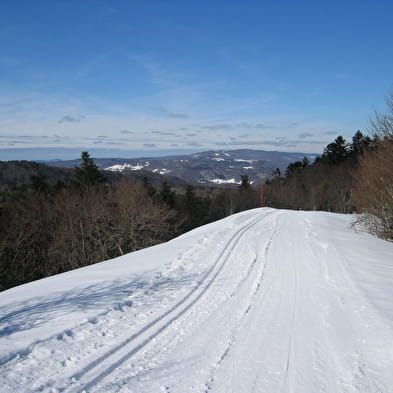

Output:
xmin=264 ymin=90 xmax=393 ymax=240
xmin=0 ymin=153 xmax=260 ymax=291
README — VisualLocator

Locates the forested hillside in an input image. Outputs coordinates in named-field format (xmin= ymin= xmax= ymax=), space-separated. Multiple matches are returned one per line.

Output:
xmin=0 ymin=153 xmax=259 ymax=291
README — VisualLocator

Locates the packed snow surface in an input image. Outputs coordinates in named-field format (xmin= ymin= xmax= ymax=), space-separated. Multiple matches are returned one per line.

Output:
xmin=1 ymin=208 xmax=392 ymax=393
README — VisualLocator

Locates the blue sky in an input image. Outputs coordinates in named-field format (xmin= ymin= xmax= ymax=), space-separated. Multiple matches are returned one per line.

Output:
xmin=1 ymin=1 xmax=392 ymax=160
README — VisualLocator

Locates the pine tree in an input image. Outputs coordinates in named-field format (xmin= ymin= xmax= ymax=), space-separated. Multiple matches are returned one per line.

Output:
xmin=351 ymin=130 xmax=371 ymax=154
xmin=143 ymin=176 xmax=156 ymax=197
xmin=71 ymin=151 xmax=105 ymax=191
xmin=239 ymin=174 xmax=251 ymax=189
xmin=322 ymin=136 xmax=350 ymax=164
xmin=302 ymin=156 xmax=310 ymax=168
xmin=159 ymin=181 xmax=175 ymax=208
xmin=285 ymin=161 xmax=303 ymax=177
xmin=271 ymin=168 xmax=281 ymax=178
xmin=183 ymin=185 xmax=201 ymax=230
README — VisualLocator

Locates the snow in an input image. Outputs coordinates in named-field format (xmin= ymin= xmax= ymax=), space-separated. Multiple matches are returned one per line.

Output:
xmin=152 ymin=168 xmax=171 ymax=175
xmin=105 ymin=163 xmax=145 ymax=172
xmin=209 ymin=178 xmax=240 ymax=185
xmin=1 ymin=208 xmax=392 ymax=393
xmin=212 ymin=158 xmax=225 ymax=162
xmin=234 ymin=158 xmax=255 ymax=163
xmin=159 ymin=169 xmax=171 ymax=175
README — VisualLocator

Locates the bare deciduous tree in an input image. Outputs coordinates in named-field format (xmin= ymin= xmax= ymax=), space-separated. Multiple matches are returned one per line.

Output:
xmin=352 ymin=89 xmax=393 ymax=240
xmin=352 ymin=139 xmax=393 ymax=240
xmin=369 ymin=89 xmax=393 ymax=140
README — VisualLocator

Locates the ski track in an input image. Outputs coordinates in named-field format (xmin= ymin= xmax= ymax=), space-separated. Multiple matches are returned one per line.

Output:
xmin=26 ymin=212 xmax=268 ymax=393
xmin=103 ymin=211 xmax=281 ymax=393
xmin=203 ymin=212 xmax=281 ymax=393
xmin=1 ymin=208 xmax=393 ymax=393
xmin=69 ymin=214 xmax=265 ymax=393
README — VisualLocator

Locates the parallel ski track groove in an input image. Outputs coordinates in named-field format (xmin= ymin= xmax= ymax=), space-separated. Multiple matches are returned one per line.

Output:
xmin=205 ymin=211 xmax=281 ymax=393
xmin=282 ymin=231 xmax=298 ymax=391
xmin=249 ymin=212 xmax=283 ymax=393
xmin=55 ymin=212 xmax=268 ymax=393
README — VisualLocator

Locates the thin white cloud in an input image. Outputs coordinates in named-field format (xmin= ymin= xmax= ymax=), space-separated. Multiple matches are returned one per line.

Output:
xmin=298 ymin=132 xmax=314 ymax=139
xmin=168 ymin=113 xmax=189 ymax=119
xmin=149 ymin=106 xmax=168 ymax=113
xmin=202 ymin=124 xmax=232 ymax=130
xmin=58 ymin=115 xmax=85 ymax=124
xmin=131 ymin=55 xmax=185 ymax=86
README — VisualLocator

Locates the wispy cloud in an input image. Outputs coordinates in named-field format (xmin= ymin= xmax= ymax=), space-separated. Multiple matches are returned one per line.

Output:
xmin=236 ymin=122 xmax=253 ymax=128
xmin=255 ymin=123 xmax=271 ymax=129
xmin=168 ymin=113 xmax=189 ymax=119
xmin=150 ymin=131 xmax=177 ymax=136
xmin=131 ymin=55 xmax=185 ymax=86
xmin=144 ymin=143 xmax=157 ymax=148
xmin=58 ymin=115 xmax=85 ymax=124
xmin=201 ymin=122 xmax=298 ymax=131
xmin=149 ymin=106 xmax=168 ymax=113
xmin=298 ymin=132 xmax=314 ymax=139
xmin=120 ymin=129 xmax=133 ymax=134
xmin=209 ymin=139 xmax=326 ymax=149
xmin=202 ymin=124 xmax=232 ymax=130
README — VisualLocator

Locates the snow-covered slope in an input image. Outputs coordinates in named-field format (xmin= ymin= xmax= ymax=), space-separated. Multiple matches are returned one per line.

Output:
xmin=1 ymin=208 xmax=392 ymax=393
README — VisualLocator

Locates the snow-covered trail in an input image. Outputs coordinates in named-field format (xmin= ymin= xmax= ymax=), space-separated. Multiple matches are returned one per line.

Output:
xmin=0 ymin=208 xmax=392 ymax=393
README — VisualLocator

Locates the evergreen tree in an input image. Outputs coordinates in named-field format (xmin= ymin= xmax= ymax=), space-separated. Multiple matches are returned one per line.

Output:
xmin=143 ymin=176 xmax=156 ymax=197
xmin=285 ymin=161 xmax=303 ymax=177
xmin=272 ymin=168 xmax=281 ymax=178
xmin=237 ymin=174 xmax=258 ymax=212
xmin=302 ymin=156 xmax=310 ymax=168
xmin=239 ymin=174 xmax=251 ymax=189
xmin=29 ymin=174 xmax=49 ymax=193
xmin=184 ymin=185 xmax=197 ymax=207
xmin=71 ymin=151 xmax=105 ymax=191
xmin=159 ymin=181 xmax=175 ymax=208
xmin=322 ymin=136 xmax=350 ymax=164
xmin=351 ymin=130 xmax=371 ymax=154
xmin=183 ymin=185 xmax=203 ymax=230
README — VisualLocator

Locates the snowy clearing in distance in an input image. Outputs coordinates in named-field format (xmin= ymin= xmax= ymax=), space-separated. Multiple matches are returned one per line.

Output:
xmin=105 ymin=163 xmax=146 ymax=171
xmin=0 ymin=208 xmax=392 ymax=393
xmin=209 ymin=178 xmax=240 ymax=184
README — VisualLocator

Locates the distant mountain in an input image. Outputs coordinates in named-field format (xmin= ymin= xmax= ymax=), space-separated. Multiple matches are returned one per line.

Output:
xmin=0 ymin=161 xmax=188 ymax=189
xmin=47 ymin=149 xmax=316 ymax=185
